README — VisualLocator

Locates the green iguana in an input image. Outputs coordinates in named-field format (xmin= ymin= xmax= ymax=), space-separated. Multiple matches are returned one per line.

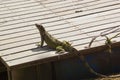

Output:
xmin=35 ymin=24 xmax=113 ymax=78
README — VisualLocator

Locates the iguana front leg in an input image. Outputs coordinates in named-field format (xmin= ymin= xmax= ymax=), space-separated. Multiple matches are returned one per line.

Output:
xmin=40 ymin=35 xmax=45 ymax=47
xmin=36 ymin=35 xmax=45 ymax=47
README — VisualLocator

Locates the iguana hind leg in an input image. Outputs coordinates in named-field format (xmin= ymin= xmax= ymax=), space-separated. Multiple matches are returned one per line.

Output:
xmin=56 ymin=46 xmax=65 ymax=59
xmin=56 ymin=46 xmax=65 ymax=53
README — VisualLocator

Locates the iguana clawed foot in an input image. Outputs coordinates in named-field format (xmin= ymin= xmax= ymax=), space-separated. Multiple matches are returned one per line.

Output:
xmin=36 ymin=42 xmax=42 ymax=47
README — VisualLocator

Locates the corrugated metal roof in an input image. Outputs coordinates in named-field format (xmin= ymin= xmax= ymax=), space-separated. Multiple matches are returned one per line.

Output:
xmin=0 ymin=0 xmax=120 ymax=70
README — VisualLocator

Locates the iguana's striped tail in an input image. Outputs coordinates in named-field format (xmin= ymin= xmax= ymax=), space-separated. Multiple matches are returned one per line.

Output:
xmin=78 ymin=55 xmax=120 ymax=78
xmin=79 ymin=55 xmax=108 ymax=78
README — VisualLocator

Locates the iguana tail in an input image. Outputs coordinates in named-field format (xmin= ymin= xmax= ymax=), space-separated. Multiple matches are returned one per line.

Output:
xmin=79 ymin=55 xmax=120 ymax=78
xmin=79 ymin=55 xmax=109 ymax=78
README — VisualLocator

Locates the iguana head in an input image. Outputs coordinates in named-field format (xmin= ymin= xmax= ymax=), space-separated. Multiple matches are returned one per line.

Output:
xmin=35 ymin=24 xmax=46 ymax=32
xmin=35 ymin=23 xmax=46 ymax=40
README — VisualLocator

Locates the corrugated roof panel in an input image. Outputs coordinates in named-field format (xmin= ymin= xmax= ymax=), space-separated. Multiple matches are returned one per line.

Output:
xmin=0 ymin=0 xmax=120 ymax=69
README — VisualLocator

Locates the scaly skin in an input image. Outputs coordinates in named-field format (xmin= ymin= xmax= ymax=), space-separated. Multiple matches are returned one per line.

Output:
xmin=35 ymin=24 xmax=110 ymax=78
